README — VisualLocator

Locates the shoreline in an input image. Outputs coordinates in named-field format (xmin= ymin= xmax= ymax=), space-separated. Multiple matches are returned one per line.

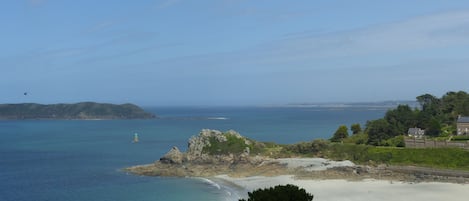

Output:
xmin=126 ymin=157 xmax=469 ymax=184
xmin=212 ymin=174 xmax=469 ymax=201
xmin=127 ymin=154 xmax=469 ymax=200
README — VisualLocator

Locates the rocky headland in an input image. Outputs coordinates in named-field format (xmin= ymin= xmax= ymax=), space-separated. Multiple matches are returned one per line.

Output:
xmin=127 ymin=129 xmax=288 ymax=177
xmin=126 ymin=129 xmax=469 ymax=183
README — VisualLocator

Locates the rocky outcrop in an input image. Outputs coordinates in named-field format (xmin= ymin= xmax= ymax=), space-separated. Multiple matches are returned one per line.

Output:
xmin=126 ymin=129 xmax=277 ymax=177
xmin=160 ymin=146 xmax=184 ymax=164
xmin=186 ymin=129 xmax=226 ymax=159
xmin=183 ymin=129 xmax=256 ymax=164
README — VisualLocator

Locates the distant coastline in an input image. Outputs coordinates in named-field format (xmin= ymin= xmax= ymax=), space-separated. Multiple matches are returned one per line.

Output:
xmin=282 ymin=100 xmax=420 ymax=108
xmin=0 ymin=102 xmax=155 ymax=120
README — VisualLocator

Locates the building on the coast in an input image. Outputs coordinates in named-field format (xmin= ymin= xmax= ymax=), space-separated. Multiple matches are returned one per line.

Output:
xmin=408 ymin=127 xmax=425 ymax=138
xmin=457 ymin=116 xmax=469 ymax=135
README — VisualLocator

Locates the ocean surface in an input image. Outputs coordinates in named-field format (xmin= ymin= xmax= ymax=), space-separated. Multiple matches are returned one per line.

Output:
xmin=0 ymin=106 xmax=387 ymax=201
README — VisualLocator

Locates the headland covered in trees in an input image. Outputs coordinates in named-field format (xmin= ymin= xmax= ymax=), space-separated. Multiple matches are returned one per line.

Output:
xmin=127 ymin=91 xmax=469 ymax=201
xmin=330 ymin=90 xmax=469 ymax=146
xmin=0 ymin=102 xmax=155 ymax=120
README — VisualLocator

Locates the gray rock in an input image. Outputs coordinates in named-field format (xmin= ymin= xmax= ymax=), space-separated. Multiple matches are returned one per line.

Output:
xmin=160 ymin=146 xmax=184 ymax=164
xmin=187 ymin=129 xmax=227 ymax=159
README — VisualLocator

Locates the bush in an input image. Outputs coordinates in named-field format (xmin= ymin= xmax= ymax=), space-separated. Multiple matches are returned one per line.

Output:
xmin=382 ymin=135 xmax=405 ymax=147
xmin=343 ymin=133 xmax=368 ymax=145
xmin=330 ymin=125 xmax=349 ymax=142
xmin=239 ymin=184 xmax=313 ymax=201
xmin=285 ymin=139 xmax=328 ymax=156
xmin=203 ymin=134 xmax=249 ymax=155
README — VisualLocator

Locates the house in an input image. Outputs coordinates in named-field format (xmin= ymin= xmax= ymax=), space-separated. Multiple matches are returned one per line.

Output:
xmin=408 ymin=127 xmax=425 ymax=138
xmin=457 ymin=116 xmax=469 ymax=135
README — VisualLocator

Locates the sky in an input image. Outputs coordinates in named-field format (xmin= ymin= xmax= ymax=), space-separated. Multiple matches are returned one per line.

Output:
xmin=2 ymin=0 xmax=469 ymax=106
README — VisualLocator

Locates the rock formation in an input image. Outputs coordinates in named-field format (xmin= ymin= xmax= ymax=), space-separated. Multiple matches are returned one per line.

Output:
xmin=161 ymin=129 xmax=258 ymax=165
xmin=160 ymin=146 xmax=184 ymax=164
xmin=126 ymin=129 xmax=283 ymax=177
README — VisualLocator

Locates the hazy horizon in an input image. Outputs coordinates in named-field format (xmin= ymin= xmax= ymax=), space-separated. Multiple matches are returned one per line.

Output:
xmin=2 ymin=1 xmax=469 ymax=106
xmin=0 ymin=99 xmax=421 ymax=108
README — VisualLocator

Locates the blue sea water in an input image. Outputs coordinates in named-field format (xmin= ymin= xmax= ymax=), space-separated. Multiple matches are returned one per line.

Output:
xmin=0 ymin=106 xmax=386 ymax=201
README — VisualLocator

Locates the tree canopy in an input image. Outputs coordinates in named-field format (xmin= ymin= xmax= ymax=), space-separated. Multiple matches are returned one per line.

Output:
xmin=239 ymin=184 xmax=314 ymax=201
xmin=351 ymin=123 xmax=362 ymax=134
xmin=361 ymin=91 xmax=469 ymax=145
xmin=330 ymin=125 xmax=349 ymax=142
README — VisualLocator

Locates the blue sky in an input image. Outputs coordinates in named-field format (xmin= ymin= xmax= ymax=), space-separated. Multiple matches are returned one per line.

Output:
xmin=2 ymin=0 xmax=469 ymax=106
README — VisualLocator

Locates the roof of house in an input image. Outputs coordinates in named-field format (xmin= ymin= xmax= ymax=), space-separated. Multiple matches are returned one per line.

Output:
xmin=457 ymin=117 xmax=469 ymax=123
xmin=408 ymin=127 xmax=424 ymax=134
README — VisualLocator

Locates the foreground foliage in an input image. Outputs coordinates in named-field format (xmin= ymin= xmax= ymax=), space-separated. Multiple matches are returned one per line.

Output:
xmin=239 ymin=184 xmax=313 ymax=201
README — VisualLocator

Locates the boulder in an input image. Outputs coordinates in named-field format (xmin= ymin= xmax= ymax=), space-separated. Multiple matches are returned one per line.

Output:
xmin=160 ymin=146 xmax=184 ymax=164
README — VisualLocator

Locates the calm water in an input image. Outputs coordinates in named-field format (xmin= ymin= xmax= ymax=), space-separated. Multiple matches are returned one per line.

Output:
xmin=0 ymin=106 xmax=386 ymax=201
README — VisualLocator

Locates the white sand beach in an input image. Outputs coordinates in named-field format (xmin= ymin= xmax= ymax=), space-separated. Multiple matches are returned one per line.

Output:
xmin=216 ymin=175 xmax=469 ymax=201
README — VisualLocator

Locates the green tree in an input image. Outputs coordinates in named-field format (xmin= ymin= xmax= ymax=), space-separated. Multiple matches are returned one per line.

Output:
xmin=366 ymin=119 xmax=396 ymax=146
xmin=426 ymin=118 xmax=442 ymax=137
xmin=239 ymin=184 xmax=314 ymax=201
xmin=441 ymin=91 xmax=469 ymax=124
xmin=330 ymin=125 xmax=349 ymax=142
xmin=351 ymin=123 xmax=362 ymax=134
xmin=384 ymin=105 xmax=418 ymax=135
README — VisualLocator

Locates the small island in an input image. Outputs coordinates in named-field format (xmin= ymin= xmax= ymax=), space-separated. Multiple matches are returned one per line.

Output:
xmin=0 ymin=102 xmax=155 ymax=120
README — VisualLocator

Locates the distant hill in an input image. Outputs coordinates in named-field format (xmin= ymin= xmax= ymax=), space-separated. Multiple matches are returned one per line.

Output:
xmin=285 ymin=100 xmax=419 ymax=108
xmin=0 ymin=102 xmax=156 ymax=120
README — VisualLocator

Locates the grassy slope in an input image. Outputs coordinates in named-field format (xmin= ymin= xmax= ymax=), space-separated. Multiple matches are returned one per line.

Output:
xmin=322 ymin=143 xmax=469 ymax=171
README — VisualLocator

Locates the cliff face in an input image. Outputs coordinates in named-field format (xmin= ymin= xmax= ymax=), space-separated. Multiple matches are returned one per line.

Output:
xmin=0 ymin=102 xmax=155 ymax=120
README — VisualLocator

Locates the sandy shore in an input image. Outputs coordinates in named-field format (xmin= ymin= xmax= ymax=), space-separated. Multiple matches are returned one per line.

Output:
xmin=216 ymin=175 xmax=469 ymax=201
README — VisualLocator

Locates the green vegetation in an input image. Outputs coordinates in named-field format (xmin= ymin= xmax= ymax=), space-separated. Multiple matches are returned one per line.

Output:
xmin=202 ymin=132 xmax=270 ymax=155
xmin=283 ymin=142 xmax=469 ymax=171
xmin=330 ymin=125 xmax=349 ymax=142
xmin=343 ymin=133 xmax=368 ymax=145
xmin=316 ymin=90 xmax=469 ymax=170
xmin=204 ymin=134 xmax=249 ymax=155
xmin=452 ymin=135 xmax=469 ymax=141
xmin=284 ymin=139 xmax=328 ymax=156
xmin=351 ymin=123 xmax=362 ymax=134
xmin=334 ymin=91 xmax=469 ymax=146
xmin=239 ymin=184 xmax=313 ymax=201
xmin=0 ymin=102 xmax=155 ymax=119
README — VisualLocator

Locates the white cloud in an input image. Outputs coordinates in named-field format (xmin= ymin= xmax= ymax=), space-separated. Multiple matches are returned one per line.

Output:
xmin=255 ymin=10 xmax=469 ymax=64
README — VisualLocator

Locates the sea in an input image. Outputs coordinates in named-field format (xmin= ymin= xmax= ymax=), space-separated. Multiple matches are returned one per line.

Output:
xmin=0 ymin=106 xmax=388 ymax=201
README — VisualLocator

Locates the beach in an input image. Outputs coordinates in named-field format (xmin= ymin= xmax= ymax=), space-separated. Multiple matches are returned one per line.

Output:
xmin=216 ymin=174 xmax=469 ymax=201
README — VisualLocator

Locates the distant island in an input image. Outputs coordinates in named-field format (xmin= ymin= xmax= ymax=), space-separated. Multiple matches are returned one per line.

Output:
xmin=0 ymin=102 xmax=155 ymax=120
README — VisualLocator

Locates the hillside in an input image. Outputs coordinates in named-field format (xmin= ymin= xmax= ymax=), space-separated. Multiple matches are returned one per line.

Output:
xmin=0 ymin=102 xmax=155 ymax=120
